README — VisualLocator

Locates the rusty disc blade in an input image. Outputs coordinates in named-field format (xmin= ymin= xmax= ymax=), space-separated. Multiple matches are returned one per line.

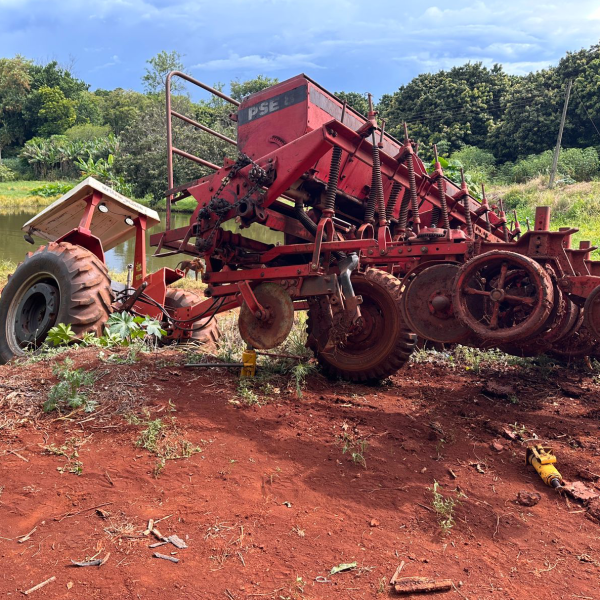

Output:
xmin=238 ymin=283 xmax=294 ymax=349
xmin=584 ymin=284 xmax=600 ymax=340
xmin=403 ymin=263 xmax=471 ymax=343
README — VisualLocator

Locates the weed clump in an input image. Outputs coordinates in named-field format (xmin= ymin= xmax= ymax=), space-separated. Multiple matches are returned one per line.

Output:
xmin=44 ymin=358 xmax=96 ymax=413
xmin=429 ymin=480 xmax=456 ymax=534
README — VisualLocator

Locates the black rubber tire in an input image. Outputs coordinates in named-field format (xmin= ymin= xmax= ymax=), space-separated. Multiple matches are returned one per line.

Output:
xmin=164 ymin=288 xmax=220 ymax=347
xmin=308 ymin=269 xmax=417 ymax=382
xmin=0 ymin=242 xmax=113 ymax=363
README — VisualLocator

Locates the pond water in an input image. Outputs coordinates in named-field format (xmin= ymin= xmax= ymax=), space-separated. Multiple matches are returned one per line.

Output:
xmin=0 ymin=208 xmax=282 ymax=273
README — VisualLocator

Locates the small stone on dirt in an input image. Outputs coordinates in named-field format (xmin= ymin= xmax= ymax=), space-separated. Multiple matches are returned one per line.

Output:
xmin=517 ymin=491 xmax=541 ymax=506
xmin=369 ymin=518 xmax=380 ymax=527
xmin=484 ymin=381 xmax=516 ymax=397
xmin=587 ymin=499 xmax=600 ymax=523
xmin=559 ymin=383 xmax=582 ymax=398
xmin=491 ymin=441 xmax=504 ymax=452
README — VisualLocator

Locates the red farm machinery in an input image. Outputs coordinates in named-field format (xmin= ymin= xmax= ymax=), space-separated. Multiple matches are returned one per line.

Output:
xmin=2 ymin=71 xmax=600 ymax=379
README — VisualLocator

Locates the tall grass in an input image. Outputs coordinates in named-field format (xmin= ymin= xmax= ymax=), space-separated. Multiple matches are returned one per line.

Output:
xmin=490 ymin=177 xmax=600 ymax=256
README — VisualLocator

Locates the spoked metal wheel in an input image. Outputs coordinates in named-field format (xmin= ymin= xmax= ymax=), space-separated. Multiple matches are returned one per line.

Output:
xmin=453 ymin=251 xmax=554 ymax=344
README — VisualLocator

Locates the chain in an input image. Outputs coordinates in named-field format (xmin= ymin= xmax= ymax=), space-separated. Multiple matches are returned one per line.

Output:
xmin=195 ymin=153 xmax=272 ymax=253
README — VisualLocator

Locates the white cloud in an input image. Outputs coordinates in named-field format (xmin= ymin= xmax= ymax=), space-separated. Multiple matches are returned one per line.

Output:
xmin=191 ymin=53 xmax=324 ymax=72
xmin=90 ymin=55 xmax=121 ymax=72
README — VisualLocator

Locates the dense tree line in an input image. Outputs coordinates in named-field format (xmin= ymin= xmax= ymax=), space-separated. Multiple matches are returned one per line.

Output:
xmin=1 ymin=43 xmax=599 ymax=199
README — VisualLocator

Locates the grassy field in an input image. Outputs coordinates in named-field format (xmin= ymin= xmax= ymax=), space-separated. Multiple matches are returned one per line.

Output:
xmin=0 ymin=180 xmax=198 ymax=213
xmin=0 ymin=180 xmax=74 ymax=211
xmin=489 ymin=177 xmax=600 ymax=257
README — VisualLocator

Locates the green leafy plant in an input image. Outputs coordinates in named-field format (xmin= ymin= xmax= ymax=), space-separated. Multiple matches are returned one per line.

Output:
xmin=133 ymin=415 xmax=202 ymax=477
xmin=0 ymin=163 xmax=16 ymax=182
xmin=28 ymin=182 xmax=74 ymax=198
xmin=429 ymin=480 xmax=456 ymax=534
xmin=43 ymin=358 xmax=96 ymax=413
xmin=46 ymin=323 xmax=76 ymax=346
xmin=291 ymin=362 xmax=315 ymax=397
xmin=237 ymin=379 xmax=261 ymax=406
xmin=44 ymin=439 xmax=84 ymax=475
xmin=106 ymin=312 xmax=166 ymax=343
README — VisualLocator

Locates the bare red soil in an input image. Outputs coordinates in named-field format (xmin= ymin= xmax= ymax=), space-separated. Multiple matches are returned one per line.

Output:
xmin=1 ymin=348 xmax=600 ymax=599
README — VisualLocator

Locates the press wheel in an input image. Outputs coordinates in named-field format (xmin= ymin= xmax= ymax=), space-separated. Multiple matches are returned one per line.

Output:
xmin=453 ymin=251 xmax=554 ymax=343
xmin=584 ymin=285 xmax=600 ymax=340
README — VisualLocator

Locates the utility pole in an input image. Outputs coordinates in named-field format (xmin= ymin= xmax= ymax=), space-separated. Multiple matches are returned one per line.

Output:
xmin=549 ymin=79 xmax=573 ymax=189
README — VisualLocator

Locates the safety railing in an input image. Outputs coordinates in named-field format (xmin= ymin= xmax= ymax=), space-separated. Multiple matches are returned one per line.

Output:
xmin=165 ymin=71 xmax=240 ymax=230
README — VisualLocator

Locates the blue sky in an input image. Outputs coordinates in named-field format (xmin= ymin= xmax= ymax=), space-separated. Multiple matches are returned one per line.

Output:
xmin=1 ymin=0 xmax=599 ymax=99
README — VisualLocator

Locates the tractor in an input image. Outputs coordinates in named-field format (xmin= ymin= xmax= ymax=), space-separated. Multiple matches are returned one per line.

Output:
xmin=2 ymin=71 xmax=600 ymax=379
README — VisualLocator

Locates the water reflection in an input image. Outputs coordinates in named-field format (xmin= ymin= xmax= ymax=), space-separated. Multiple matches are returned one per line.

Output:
xmin=0 ymin=209 xmax=282 ymax=273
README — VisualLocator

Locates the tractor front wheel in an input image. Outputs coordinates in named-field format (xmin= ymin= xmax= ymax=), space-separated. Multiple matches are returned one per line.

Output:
xmin=0 ymin=242 xmax=113 ymax=363
xmin=308 ymin=269 xmax=417 ymax=382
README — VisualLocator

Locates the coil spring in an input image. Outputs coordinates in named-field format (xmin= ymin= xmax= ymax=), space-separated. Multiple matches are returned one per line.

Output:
xmin=365 ymin=147 xmax=377 ymax=224
xmin=463 ymin=194 xmax=474 ymax=238
xmin=437 ymin=177 xmax=450 ymax=230
xmin=430 ymin=206 xmax=441 ymax=228
xmin=325 ymin=146 xmax=342 ymax=215
xmin=397 ymin=187 xmax=410 ymax=232
xmin=387 ymin=181 xmax=402 ymax=221
xmin=406 ymin=154 xmax=420 ymax=233
xmin=372 ymin=143 xmax=386 ymax=223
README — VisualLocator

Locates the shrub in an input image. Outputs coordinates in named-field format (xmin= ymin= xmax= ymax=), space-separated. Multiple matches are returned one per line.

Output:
xmin=0 ymin=162 xmax=16 ymax=182
xmin=451 ymin=145 xmax=496 ymax=179
xmin=0 ymin=157 xmax=34 ymax=180
xmin=496 ymin=147 xmax=600 ymax=184
xmin=43 ymin=358 xmax=96 ymax=413
xmin=64 ymin=124 xmax=112 ymax=142
xmin=28 ymin=182 xmax=74 ymax=198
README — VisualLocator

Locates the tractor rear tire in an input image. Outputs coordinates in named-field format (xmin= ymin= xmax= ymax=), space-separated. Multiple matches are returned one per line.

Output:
xmin=308 ymin=269 xmax=417 ymax=382
xmin=164 ymin=288 xmax=220 ymax=347
xmin=0 ymin=242 xmax=113 ymax=364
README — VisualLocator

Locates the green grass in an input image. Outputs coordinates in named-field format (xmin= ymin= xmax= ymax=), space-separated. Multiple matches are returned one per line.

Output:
xmin=108 ymin=268 xmax=205 ymax=292
xmin=490 ymin=177 xmax=600 ymax=257
xmin=0 ymin=180 xmax=76 ymax=211
xmin=0 ymin=259 xmax=204 ymax=292
xmin=0 ymin=180 xmax=197 ymax=214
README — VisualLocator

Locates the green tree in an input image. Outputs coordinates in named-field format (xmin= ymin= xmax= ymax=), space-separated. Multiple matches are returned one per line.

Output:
xmin=142 ymin=50 xmax=185 ymax=94
xmin=96 ymin=88 xmax=148 ymax=134
xmin=75 ymin=91 xmax=103 ymax=125
xmin=381 ymin=62 xmax=514 ymax=158
xmin=116 ymin=93 xmax=235 ymax=202
xmin=36 ymin=86 xmax=76 ymax=137
xmin=230 ymin=75 xmax=279 ymax=101
xmin=0 ymin=55 xmax=31 ymax=160
xmin=28 ymin=60 xmax=88 ymax=99
xmin=335 ymin=91 xmax=370 ymax=116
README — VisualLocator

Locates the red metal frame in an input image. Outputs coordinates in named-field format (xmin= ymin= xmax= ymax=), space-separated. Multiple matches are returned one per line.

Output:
xmin=69 ymin=71 xmax=598 ymax=352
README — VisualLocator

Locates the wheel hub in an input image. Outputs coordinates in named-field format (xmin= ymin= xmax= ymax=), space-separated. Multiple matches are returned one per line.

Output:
xmin=489 ymin=288 xmax=505 ymax=302
xmin=14 ymin=282 xmax=58 ymax=346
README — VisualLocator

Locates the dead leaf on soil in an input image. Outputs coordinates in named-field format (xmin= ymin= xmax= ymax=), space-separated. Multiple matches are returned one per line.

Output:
xmin=330 ymin=561 xmax=357 ymax=575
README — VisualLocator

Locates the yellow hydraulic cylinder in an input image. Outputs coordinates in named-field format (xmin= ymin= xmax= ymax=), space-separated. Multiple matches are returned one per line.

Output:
xmin=241 ymin=349 xmax=256 ymax=378
xmin=526 ymin=445 xmax=563 ymax=488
